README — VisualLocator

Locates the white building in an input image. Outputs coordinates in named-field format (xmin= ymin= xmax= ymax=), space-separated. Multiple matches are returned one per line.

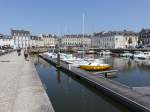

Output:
xmin=91 ymin=31 xmax=138 ymax=49
xmin=139 ymin=29 xmax=150 ymax=45
xmin=38 ymin=34 xmax=58 ymax=47
xmin=11 ymin=29 xmax=31 ymax=48
xmin=61 ymin=34 xmax=91 ymax=48
xmin=30 ymin=35 xmax=44 ymax=47
xmin=0 ymin=34 xmax=14 ymax=48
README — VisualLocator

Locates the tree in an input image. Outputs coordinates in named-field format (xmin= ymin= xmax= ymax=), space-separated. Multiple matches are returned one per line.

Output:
xmin=137 ymin=38 xmax=144 ymax=45
xmin=128 ymin=37 xmax=132 ymax=45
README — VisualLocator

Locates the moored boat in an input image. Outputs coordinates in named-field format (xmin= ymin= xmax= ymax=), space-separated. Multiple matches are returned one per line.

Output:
xmin=71 ymin=60 xmax=89 ymax=67
xmin=86 ymin=50 xmax=96 ymax=54
xmin=133 ymin=51 xmax=150 ymax=59
xmin=43 ymin=52 xmax=57 ymax=58
xmin=99 ymin=50 xmax=111 ymax=56
xmin=79 ymin=62 xmax=111 ymax=71
xmin=120 ymin=51 xmax=133 ymax=57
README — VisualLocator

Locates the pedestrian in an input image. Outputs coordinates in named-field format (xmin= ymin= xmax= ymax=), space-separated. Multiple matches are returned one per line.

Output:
xmin=17 ymin=47 xmax=21 ymax=56
xmin=24 ymin=49 xmax=28 ymax=61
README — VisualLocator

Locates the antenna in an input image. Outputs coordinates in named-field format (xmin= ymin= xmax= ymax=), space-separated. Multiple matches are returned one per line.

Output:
xmin=82 ymin=13 xmax=85 ymax=58
xmin=82 ymin=13 xmax=85 ymax=39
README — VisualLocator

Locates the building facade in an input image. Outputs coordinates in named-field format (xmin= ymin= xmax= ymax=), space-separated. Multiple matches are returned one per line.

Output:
xmin=38 ymin=34 xmax=58 ymax=47
xmin=0 ymin=34 xmax=13 ymax=48
xmin=11 ymin=29 xmax=31 ymax=48
xmin=61 ymin=34 xmax=91 ymax=48
xmin=91 ymin=31 xmax=138 ymax=49
xmin=139 ymin=29 xmax=150 ymax=45
xmin=30 ymin=35 xmax=44 ymax=47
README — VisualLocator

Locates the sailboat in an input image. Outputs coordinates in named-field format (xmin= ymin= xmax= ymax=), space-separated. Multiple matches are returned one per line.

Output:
xmin=79 ymin=13 xmax=112 ymax=71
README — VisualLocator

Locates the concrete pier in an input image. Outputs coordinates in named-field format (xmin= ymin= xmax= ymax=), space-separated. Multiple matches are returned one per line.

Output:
xmin=0 ymin=51 xmax=54 ymax=112
xmin=40 ymin=54 xmax=150 ymax=112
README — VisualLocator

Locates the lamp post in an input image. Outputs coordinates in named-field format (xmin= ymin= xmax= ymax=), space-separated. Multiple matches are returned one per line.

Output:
xmin=56 ymin=38 xmax=60 ymax=68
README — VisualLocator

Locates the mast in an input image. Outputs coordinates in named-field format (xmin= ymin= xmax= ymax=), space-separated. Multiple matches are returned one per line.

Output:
xmin=82 ymin=13 xmax=85 ymax=58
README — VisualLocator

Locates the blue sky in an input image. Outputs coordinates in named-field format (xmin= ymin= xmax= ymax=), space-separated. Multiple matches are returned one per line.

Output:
xmin=0 ymin=0 xmax=150 ymax=35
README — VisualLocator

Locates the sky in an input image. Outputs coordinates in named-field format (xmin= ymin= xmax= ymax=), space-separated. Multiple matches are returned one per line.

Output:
xmin=0 ymin=0 xmax=150 ymax=35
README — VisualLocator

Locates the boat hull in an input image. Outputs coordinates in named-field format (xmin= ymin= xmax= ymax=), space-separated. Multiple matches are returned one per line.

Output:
xmin=80 ymin=65 xmax=111 ymax=71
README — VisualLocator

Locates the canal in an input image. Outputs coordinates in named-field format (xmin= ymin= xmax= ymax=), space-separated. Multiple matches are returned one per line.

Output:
xmin=33 ymin=56 xmax=132 ymax=112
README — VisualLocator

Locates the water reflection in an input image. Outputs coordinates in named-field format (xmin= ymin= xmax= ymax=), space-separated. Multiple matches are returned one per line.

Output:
xmin=103 ymin=56 xmax=150 ymax=87
xmin=33 ymin=56 xmax=131 ymax=112
xmin=74 ymin=53 xmax=150 ymax=87
xmin=110 ymin=58 xmax=136 ymax=71
xmin=56 ymin=68 xmax=61 ymax=84
xmin=32 ymin=54 xmax=150 ymax=112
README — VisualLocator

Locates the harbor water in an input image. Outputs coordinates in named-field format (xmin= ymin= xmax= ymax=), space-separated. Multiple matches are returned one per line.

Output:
xmin=103 ymin=56 xmax=150 ymax=87
xmin=76 ymin=54 xmax=150 ymax=87
xmin=33 ymin=56 xmax=133 ymax=112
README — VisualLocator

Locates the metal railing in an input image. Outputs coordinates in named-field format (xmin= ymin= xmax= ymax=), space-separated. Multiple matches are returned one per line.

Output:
xmin=0 ymin=49 xmax=16 ymax=56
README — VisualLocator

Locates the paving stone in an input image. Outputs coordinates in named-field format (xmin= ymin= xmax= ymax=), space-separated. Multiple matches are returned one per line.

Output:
xmin=0 ymin=52 xmax=54 ymax=112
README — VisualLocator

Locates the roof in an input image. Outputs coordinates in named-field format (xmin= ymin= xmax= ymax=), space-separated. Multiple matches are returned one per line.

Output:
xmin=38 ymin=34 xmax=58 ymax=38
xmin=140 ymin=29 xmax=150 ymax=34
xmin=63 ymin=34 xmax=91 ymax=38
xmin=11 ymin=29 xmax=30 ymax=35
xmin=93 ymin=30 xmax=138 ymax=37
xmin=0 ymin=34 xmax=12 ymax=39
xmin=31 ymin=35 xmax=42 ymax=40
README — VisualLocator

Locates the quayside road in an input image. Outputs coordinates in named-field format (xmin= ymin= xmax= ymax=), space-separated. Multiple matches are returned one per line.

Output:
xmin=0 ymin=51 xmax=54 ymax=112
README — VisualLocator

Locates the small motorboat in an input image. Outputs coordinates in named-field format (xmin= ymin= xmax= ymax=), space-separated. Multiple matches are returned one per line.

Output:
xmin=79 ymin=61 xmax=111 ymax=71
xmin=120 ymin=51 xmax=133 ymax=57
xmin=133 ymin=51 xmax=150 ymax=59
xmin=99 ymin=50 xmax=111 ymax=56
xmin=71 ymin=60 xmax=89 ymax=67
xmin=86 ymin=50 xmax=96 ymax=54
xmin=43 ymin=52 xmax=57 ymax=58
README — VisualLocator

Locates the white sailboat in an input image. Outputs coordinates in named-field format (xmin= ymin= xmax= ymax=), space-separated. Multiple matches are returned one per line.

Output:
xmin=77 ymin=13 xmax=112 ymax=71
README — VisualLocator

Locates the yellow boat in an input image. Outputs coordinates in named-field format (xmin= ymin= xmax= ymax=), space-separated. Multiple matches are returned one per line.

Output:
xmin=79 ymin=62 xmax=111 ymax=71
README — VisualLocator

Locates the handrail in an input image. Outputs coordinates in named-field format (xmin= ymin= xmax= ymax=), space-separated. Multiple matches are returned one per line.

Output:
xmin=0 ymin=49 xmax=16 ymax=56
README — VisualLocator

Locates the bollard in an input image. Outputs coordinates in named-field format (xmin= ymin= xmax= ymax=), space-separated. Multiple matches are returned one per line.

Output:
xmin=56 ymin=52 xmax=60 ymax=68
xmin=37 ymin=55 xmax=39 ymax=63
xmin=105 ymin=72 xmax=107 ymax=78
xmin=68 ymin=64 xmax=72 ymax=70
xmin=57 ymin=68 xmax=61 ymax=83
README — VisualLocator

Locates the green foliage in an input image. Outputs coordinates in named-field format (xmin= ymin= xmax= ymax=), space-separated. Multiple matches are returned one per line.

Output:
xmin=128 ymin=37 xmax=132 ymax=44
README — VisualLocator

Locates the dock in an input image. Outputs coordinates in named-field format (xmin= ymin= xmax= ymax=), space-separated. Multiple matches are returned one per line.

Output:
xmin=28 ymin=48 xmax=48 ymax=54
xmin=0 ymin=52 xmax=55 ymax=112
xmin=0 ymin=49 xmax=16 ymax=56
xmin=40 ymin=54 xmax=150 ymax=112
xmin=91 ymin=70 xmax=118 ymax=78
xmin=133 ymin=86 xmax=150 ymax=96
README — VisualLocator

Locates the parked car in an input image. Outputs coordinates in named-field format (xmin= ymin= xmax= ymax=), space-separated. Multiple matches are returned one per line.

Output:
xmin=135 ymin=45 xmax=144 ymax=49
xmin=0 ymin=50 xmax=5 ymax=53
